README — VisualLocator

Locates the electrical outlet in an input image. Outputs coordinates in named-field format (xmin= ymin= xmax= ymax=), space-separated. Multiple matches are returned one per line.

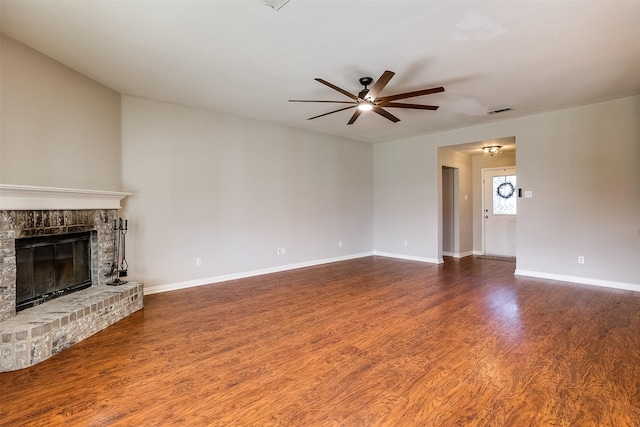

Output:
xmin=404 ymin=240 xmax=408 ymax=247
xmin=338 ymin=240 xmax=343 ymax=247
xmin=196 ymin=258 xmax=202 ymax=267
xmin=578 ymin=256 xmax=585 ymax=264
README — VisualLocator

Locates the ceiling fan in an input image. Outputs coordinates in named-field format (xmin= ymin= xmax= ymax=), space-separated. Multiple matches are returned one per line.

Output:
xmin=289 ymin=70 xmax=444 ymax=125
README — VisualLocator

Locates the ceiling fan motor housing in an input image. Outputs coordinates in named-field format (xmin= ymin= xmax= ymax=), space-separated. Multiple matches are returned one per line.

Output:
xmin=359 ymin=77 xmax=374 ymax=87
xmin=358 ymin=77 xmax=374 ymax=100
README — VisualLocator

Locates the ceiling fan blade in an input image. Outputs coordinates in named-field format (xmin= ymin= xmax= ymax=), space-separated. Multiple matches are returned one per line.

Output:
xmin=366 ymin=70 xmax=395 ymax=100
xmin=377 ymin=86 xmax=445 ymax=103
xmin=315 ymin=78 xmax=359 ymax=101
xmin=347 ymin=109 xmax=363 ymax=125
xmin=380 ymin=102 xmax=439 ymax=110
xmin=307 ymin=105 xmax=357 ymax=120
xmin=289 ymin=100 xmax=357 ymax=104
xmin=373 ymin=107 xmax=400 ymax=123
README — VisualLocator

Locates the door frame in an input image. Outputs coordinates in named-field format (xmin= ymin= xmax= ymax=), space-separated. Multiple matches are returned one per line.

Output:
xmin=481 ymin=166 xmax=517 ymax=256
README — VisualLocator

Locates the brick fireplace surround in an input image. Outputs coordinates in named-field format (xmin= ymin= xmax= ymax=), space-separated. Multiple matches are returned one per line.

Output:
xmin=0 ymin=185 xmax=143 ymax=372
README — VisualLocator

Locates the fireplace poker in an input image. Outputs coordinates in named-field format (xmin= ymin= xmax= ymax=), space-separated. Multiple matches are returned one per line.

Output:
xmin=105 ymin=219 xmax=118 ymax=278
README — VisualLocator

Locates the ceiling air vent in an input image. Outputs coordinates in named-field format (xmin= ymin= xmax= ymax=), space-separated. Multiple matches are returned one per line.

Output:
xmin=262 ymin=0 xmax=291 ymax=10
xmin=488 ymin=107 xmax=512 ymax=115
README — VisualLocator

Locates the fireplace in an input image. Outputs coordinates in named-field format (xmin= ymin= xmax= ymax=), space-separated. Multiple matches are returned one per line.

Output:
xmin=15 ymin=231 xmax=93 ymax=311
xmin=0 ymin=208 xmax=116 ymax=320
xmin=0 ymin=185 xmax=143 ymax=372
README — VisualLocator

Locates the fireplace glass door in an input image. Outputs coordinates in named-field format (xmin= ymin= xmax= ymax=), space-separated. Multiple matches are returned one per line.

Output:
xmin=16 ymin=232 xmax=91 ymax=311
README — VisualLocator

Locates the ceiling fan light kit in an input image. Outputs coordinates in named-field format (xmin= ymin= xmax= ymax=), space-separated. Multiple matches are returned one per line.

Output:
xmin=290 ymin=70 xmax=444 ymax=125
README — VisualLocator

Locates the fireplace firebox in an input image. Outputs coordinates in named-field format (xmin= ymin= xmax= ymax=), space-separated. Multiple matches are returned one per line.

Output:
xmin=15 ymin=231 xmax=92 ymax=311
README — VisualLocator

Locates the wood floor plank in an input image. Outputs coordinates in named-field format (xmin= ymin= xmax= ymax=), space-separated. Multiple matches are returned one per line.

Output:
xmin=1 ymin=256 xmax=639 ymax=426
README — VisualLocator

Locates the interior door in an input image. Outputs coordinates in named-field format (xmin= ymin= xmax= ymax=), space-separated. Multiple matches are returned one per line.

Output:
xmin=483 ymin=168 xmax=517 ymax=257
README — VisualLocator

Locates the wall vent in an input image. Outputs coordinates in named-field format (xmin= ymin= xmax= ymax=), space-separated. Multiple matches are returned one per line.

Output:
xmin=262 ymin=0 xmax=291 ymax=10
xmin=488 ymin=107 xmax=512 ymax=114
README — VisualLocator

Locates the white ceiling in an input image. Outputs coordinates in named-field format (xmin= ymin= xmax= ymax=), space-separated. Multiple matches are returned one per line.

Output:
xmin=2 ymin=0 xmax=639 ymax=144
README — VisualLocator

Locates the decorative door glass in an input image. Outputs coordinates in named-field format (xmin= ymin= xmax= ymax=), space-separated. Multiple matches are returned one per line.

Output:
xmin=492 ymin=175 xmax=517 ymax=215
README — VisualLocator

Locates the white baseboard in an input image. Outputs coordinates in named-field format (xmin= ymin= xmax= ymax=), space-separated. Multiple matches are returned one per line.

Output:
xmin=144 ymin=252 xmax=374 ymax=295
xmin=442 ymin=251 xmax=474 ymax=258
xmin=373 ymin=251 xmax=443 ymax=264
xmin=144 ymin=258 xmax=640 ymax=296
xmin=515 ymin=269 xmax=640 ymax=293
xmin=443 ymin=251 xmax=479 ymax=258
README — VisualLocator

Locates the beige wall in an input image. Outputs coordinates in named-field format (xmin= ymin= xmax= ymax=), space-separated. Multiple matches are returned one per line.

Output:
xmin=121 ymin=96 xmax=374 ymax=289
xmin=374 ymin=96 xmax=640 ymax=287
xmin=0 ymin=35 xmax=121 ymax=190
xmin=374 ymin=138 xmax=440 ymax=263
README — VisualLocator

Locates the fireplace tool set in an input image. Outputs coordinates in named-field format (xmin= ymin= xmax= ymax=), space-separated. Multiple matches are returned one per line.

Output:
xmin=107 ymin=218 xmax=129 ymax=286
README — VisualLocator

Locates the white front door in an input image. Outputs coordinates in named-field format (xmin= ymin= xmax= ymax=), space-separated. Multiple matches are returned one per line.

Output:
xmin=483 ymin=168 xmax=517 ymax=257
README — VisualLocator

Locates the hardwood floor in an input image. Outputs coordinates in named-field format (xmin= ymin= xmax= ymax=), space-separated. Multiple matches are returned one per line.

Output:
xmin=2 ymin=256 xmax=639 ymax=426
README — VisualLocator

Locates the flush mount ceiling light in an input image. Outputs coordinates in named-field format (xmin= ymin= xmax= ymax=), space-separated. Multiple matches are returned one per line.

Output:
xmin=483 ymin=146 xmax=503 ymax=156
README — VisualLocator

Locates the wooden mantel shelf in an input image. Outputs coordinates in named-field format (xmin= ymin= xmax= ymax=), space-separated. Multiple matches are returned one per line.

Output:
xmin=0 ymin=184 xmax=132 ymax=210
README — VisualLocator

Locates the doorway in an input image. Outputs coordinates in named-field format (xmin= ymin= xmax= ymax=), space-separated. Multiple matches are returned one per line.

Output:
xmin=437 ymin=136 xmax=516 ymax=261
xmin=442 ymin=166 xmax=458 ymax=256
xmin=482 ymin=167 xmax=517 ymax=257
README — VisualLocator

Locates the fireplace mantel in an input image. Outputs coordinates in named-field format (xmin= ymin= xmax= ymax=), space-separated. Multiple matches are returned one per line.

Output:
xmin=0 ymin=184 xmax=131 ymax=210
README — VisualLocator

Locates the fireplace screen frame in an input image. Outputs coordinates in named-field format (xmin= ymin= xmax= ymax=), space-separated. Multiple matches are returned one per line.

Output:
xmin=15 ymin=231 xmax=93 ymax=311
